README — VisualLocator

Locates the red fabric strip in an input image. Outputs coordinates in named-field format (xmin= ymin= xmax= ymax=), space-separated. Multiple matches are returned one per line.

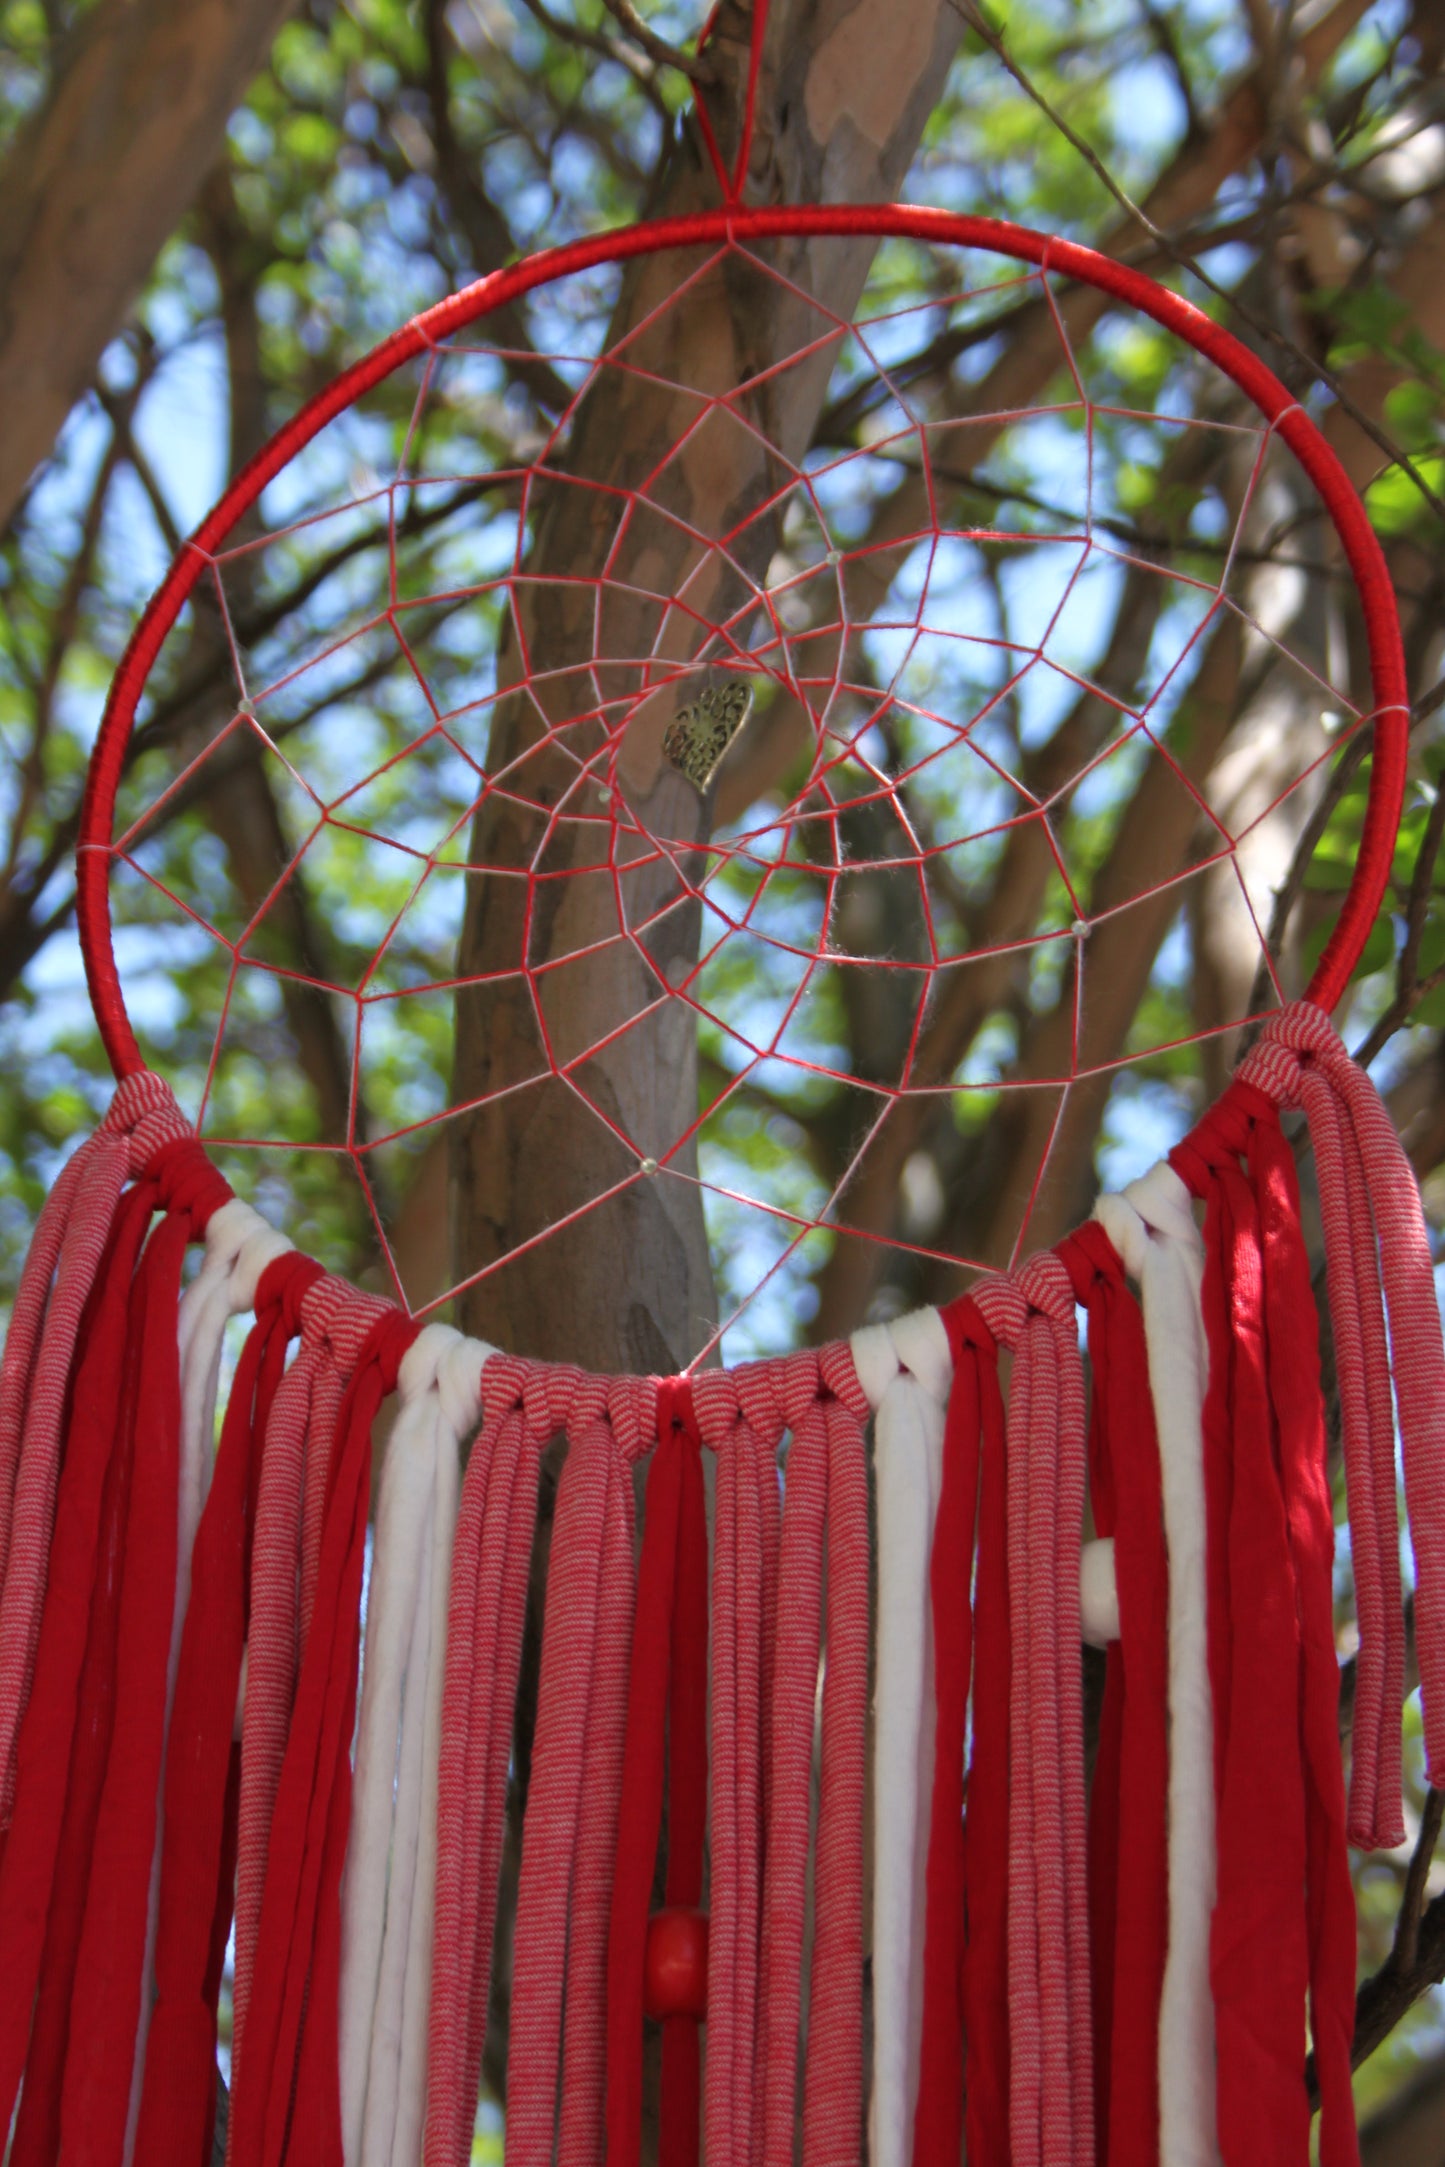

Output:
xmin=506 ymin=1378 xmax=628 ymax=2167
xmin=699 ymin=1386 xmax=741 ymax=2167
xmin=801 ymin=1377 xmax=869 ymax=2167
xmin=135 ymin=1251 xmax=322 ymax=2167
xmin=693 ymin=1364 xmax=781 ymax=2167
xmin=1061 ymin=1222 xmax=1169 ymax=2167
xmin=57 ymin=1204 xmax=192 ymax=2167
xmin=558 ymin=1418 xmax=638 ymax=2167
xmin=964 ymin=1314 xmax=1011 ymax=2166
xmin=60 ymin=1140 xmax=228 ymax=2167
xmin=1174 ymin=1116 xmax=1312 ymax=2166
xmin=0 ymin=1178 xmax=156 ymax=2130
xmin=0 ymin=1072 xmax=190 ymax=1832
xmin=661 ymin=1390 xmax=709 ymax=2167
xmin=426 ymin=1356 xmax=544 ymax=2167
xmin=913 ymin=1304 xmax=984 ymax=2167
xmin=759 ymin=1365 xmax=829 ymax=2167
xmin=228 ymin=1306 xmax=417 ymax=2167
xmin=8 ymin=1233 xmax=146 ymax=2167
xmin=606 ymin=1392 xmax=688 ymax=2167
xmin=1249 ymin=1114 xmax=1359 ymax=2167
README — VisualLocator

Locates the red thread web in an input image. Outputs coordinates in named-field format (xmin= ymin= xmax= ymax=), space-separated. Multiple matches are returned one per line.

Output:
xmin=108 ymin=236 xmax=1377 ymax=1359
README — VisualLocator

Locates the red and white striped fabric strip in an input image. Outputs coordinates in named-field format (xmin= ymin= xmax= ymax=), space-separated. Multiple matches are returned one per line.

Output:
xmin=0 ymin=1070 xmax=192 ymax=1828
xmin=751 ymin=1345 xmax=870 ymax=2167
xmin=424 ymin=1353 xmax=549 ymax=2167
xmin=756 ymin=1355 xmax=828 ymax=2167
xmin=387 ymin=1339 xmax=482 ymax=2167
xmin=227 ymin=1273 xmax=393 ymax=2131
xmin=558 ymin=1383 xmax=650 ymax=2167
xmin=1239 ymin=1001 xmax=1430 ymax=1843
xmin=693 ymin=1365 xmax=784 ymax=2167
xmin=974 ymin=1256 xmax=1094 ymax=2167
xmin=804 ymin=1342 xmax=871 ymax=2167
xmin=504 ymin=1371 xmax=644 ymax=2167
xmin=693 ymin=1372 xmax=741 ymax=2167
xmin=1286 ymin=1071 xmax=1398 ymax=1844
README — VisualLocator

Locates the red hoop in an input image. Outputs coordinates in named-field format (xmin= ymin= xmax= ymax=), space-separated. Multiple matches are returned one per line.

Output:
xmin=77 ymin=204 xmax=1410 ymax=1082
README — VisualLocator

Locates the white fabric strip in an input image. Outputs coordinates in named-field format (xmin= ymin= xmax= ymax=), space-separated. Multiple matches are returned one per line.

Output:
xmin=125 ymin=1198 xmax=292 ymax=2167
xmin=339 ymin=1325 xmax=487 ymax=2167
xmin=387 ymin=1357 xmax=464 ymax=2167
xmin=854 ymin=1309 xmax=948 ymax=2167
xmin=1095 ymin=1164 xmax=1219 ymax=2167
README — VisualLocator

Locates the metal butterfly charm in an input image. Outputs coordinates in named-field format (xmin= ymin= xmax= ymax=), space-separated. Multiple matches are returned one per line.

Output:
xmin=661 ymin=679 xmax=753 ymax=794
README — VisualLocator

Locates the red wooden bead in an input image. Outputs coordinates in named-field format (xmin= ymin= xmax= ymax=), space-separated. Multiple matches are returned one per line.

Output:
xmin=643 ymin=1907 xmax=709 ymax=2020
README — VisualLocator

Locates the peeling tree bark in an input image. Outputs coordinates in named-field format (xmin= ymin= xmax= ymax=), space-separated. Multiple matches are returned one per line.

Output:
xmin=0 ymin=0 xmax=297 ymax=533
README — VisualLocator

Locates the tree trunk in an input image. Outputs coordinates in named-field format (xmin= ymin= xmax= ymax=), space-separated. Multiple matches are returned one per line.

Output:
xmin=450 ymin=0 xmax=965 ymax=1368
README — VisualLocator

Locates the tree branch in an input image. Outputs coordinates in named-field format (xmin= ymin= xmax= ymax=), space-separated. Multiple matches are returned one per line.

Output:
xmin=947 ymin=0 xmax=1445 ymax=529
xmin=0 ymin=0 xmax=299 ymax=531
xmin=597 ymin=0 xmax=716 ymax=82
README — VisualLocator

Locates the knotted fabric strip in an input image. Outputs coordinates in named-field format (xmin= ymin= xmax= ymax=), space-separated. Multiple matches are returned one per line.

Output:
xmin=606 ymin=1375 xmax=708 ymax=2167
xmin=1171 ymin=1080 xmax=1356 ymax=2167
xmin=228 ymin=1302 xmax=420 ymax=2167
xmin=506 ymin=1370 xmax=648 ymax=2167
xmin=851 ymin=1309 xmax=950 ymax=2167
xmin=1239 ymin=999 xmax=1441 ymax=1849
xmin=692 ymin=1363 xmax=783 ymax=2167
xmin=1057 ymin=1220 xmax=1169 ymax=2167
xmin=971 ymin=1257 xmax=1093 ymax=2167
xmin=0 ymin=1069 xmax=192 ymax=1828
xmin=0 ymin=1132 xmax=229 ymax=2163
xmin=1094 ymin=1165 xmax=1217 ymax=2167
xmin=754 ymin=1344 xmax=870 ymax=2167
xmin=134 ymin=1242 xmax=320 ymax=2167
xmin=424 ymin=1351 xmax=553 ymax=2167
xmin=227 ymin=1272 xmax=393 ymax=2132
xmin=339 ymin=1325 xmax=475 ymax=2167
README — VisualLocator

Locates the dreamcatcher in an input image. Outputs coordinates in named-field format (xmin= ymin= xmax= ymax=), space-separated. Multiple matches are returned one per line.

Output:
xmin=0 ymin=8 xmax=1439 ymax=2167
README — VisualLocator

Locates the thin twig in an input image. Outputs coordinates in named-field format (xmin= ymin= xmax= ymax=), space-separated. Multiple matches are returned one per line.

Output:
xmin=1133 ymin=0 xmax=1204 ymax=140
xmin=1395 ymin=1786 xmax=1445 ymax=1978
xmin=512 ymin=0 xmax=669 ymax=97
xmin=1353 ymin=773 xmax=1445 ymax=1067
xmin=597 ymin=0 xmax=715 ymax=82
xmin=96 ymin=383 xmax=184 ymax=557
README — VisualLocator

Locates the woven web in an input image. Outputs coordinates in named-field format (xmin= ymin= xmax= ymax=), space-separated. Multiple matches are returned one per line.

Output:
xmin=109 ymin=237 xmax=1374 ymax=1357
